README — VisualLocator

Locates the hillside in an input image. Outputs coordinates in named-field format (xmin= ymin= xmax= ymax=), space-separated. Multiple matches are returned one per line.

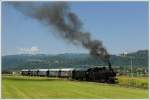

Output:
xmin=2 ymin=50 xmax=148 ymax=71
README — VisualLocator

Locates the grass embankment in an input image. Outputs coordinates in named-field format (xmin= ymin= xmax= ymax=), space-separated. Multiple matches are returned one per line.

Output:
xmin=2 ymin=75 xmax=148 ymax=99
xmin=117 ymin=76 xmax=148 ymax=89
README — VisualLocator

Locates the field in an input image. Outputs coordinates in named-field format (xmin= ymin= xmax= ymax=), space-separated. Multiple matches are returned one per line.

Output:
xmin=2 ymin=75 xmax=148 ymax=99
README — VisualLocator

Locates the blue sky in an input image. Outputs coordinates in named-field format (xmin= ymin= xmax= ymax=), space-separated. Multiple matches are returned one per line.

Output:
xmin=2 ymin=1 xmax=148 ymax=55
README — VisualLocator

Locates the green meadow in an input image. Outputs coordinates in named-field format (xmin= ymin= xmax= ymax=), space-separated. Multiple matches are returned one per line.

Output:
xmin=2 ymin=75 xmax=148 ymax=99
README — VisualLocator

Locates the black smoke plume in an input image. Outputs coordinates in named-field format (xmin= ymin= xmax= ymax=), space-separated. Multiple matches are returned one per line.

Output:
xmin=11 ymin=2 xmax=110 ymax=65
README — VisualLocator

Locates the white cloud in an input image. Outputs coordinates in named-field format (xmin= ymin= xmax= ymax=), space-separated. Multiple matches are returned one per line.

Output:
xmin=18 ymin=46 xmax=40 ymax=54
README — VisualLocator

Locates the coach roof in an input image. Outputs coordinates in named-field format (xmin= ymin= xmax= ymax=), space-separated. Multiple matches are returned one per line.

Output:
xmin=60 ymin=68 xmax=74 ymax=71
xmin=38 ymin=69 xmax=49 ymax=71
xmin=49 ymin=69 xmax=60 ymax=71
xmin=21 ymin=69 xmax=29 ymax=71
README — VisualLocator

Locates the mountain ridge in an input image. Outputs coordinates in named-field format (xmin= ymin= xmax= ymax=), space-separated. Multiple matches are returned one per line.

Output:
xmin=2 ymin=50 xmax=148 ymax=71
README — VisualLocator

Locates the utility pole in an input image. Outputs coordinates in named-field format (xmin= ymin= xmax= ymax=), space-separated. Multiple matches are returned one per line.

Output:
xmin=121 ymin=52 xmax=134 ymax=77
xmin=130 ymin=56 xmax=133 ymax=77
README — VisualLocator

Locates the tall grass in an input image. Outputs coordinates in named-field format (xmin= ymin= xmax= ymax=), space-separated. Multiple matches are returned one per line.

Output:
xmin=117 ymin=76 xmax=148 ymax=89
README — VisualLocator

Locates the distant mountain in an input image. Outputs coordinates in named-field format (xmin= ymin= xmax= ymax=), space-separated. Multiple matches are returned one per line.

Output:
xmin=2 ymin=50 xmax=148 ymax=71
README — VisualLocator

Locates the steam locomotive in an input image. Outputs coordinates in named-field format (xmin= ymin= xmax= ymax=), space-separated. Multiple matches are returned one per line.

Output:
xmin=21 ymin=66 xmax=117 ymax=83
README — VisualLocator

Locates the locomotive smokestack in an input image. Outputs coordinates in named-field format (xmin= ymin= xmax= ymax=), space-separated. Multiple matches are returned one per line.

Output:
xmin=108 ymin=60 xmax=116 ymax=76
xmin=108 ymin=60 xmax=112 ymax=69
xmin=11 ymin=2 xmax=111 ymax=64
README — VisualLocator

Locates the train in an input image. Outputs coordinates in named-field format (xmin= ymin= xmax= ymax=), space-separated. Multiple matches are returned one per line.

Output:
xmin=21 ymin=66 xmax=117 ymax=84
